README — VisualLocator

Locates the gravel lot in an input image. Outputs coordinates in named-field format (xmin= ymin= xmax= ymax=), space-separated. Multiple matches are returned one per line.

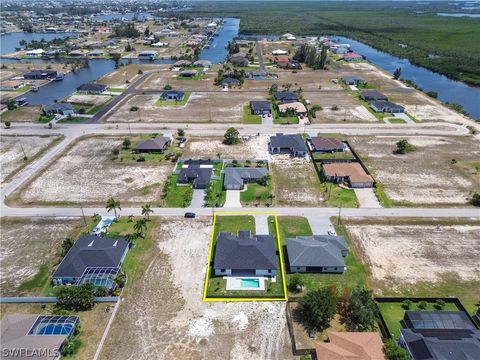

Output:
xmin=100 ymin=218 xmax=291 ymax=360
xmin=346 ymin=223 xmax=480 ymax=287
xmin=349 ymin=135 xmax=480 ymax=204
xmin=15 ymin=137 xmax=172 ymax=206
xmin=0 ymin=135 xmax=60 ymax=186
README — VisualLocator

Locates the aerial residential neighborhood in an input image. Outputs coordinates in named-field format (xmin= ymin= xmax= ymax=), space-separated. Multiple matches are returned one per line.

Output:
xmin=0 ymin=0 xmax=479 ymax=359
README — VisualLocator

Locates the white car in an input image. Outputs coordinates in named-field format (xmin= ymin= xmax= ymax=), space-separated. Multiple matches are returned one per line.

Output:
xmin=328 ymin=229 xmax=337 ymax=236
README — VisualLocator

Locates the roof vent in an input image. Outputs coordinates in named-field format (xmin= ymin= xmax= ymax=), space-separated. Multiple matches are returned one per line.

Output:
xmin=113 ymin=240 xmax=118 ymax=247
xmin=88 ymin=240 xmax=94 ymax=247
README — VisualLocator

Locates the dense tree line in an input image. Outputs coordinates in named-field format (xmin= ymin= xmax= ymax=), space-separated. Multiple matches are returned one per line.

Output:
xmin=293 ymin=43 xmax=327 ymax=70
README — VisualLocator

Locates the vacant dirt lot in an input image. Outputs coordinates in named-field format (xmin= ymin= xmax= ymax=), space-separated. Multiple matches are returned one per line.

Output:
xmin=97 ymin=64 xmax=160 ymax=87
xmin=66 ymin=94 xmax=112 ymax=106
xmin=0 ymin=105 xmax=42 ymax=122
xmin=14 ymin=137 xmax=172 ymax=206
xmin=182 ymin=135 xmax=269 ymax=160
xmin=0 ymin=135 xmax=60 ymax=186
xmin=0 ymin=217 xmax=83 ymax=295
xmin=270 ymin=155 xmax=323 ymax=206
xmin=100 ymin=218 xmax=291 ymax=360
xmin=349 ymin=135 xmax=480 ymax=205
xmin=346 ymin=223 xmax=480 ymax=287
xmin=108 ymin=92 xmax=269 ymax=123
xmin=141 ymin=67 xmax=220 ymax=91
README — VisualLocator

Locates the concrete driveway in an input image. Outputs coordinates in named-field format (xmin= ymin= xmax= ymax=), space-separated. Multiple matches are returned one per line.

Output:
xmin=254 ymin=214 xmax=270 ymax=235
xmin=262 ymin=114 xmax=273 ymax=125
xmin=305 ymin=215 xmax=333 ymax=235
xmin=224 ymin=190 xmax=241 ymax=208
xmin=386 ymin=112 xmax=414 ymax=124
xmin=189 ymin=189 xmax=205 ymax=208
xmin=354 ymin=188 xmax=382 ymax=208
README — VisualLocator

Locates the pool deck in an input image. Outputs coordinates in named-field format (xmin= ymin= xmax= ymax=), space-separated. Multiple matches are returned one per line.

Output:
xmin=225 ymin=276 xmax=266 ymax=291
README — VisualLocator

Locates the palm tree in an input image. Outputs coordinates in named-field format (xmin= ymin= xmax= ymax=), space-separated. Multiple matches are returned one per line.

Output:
xmin=141 ymin=204 xmax=153 ymax=221
xmin=133 ymin=218 xmax=148 ymax=238
xmin=106 ymin=197 xmax=121 ymax=219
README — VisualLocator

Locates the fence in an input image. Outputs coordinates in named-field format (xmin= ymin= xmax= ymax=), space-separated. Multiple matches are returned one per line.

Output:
xmin=285 ymin=300 xmax=317 ymax=357
xmin=0 ymin=296 xmax=119 ymax=304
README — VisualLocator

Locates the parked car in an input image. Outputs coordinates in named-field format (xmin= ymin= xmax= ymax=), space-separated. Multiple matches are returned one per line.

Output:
xmin=328 ymin=228 xmax=337 ymax=236
xmin=184 ymin=212 xmax=196 ymax=218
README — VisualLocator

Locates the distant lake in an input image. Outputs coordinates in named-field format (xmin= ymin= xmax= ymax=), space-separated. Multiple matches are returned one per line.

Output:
xmin=0 ymin=32 xmax=76 ymax=55
xmin=437 ymin=12 xmax=480 ymax=17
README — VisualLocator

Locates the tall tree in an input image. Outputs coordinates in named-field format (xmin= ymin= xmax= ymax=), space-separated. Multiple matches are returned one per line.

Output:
xmin=133 ymin=218 xmax=148 ymax=238
xmin=106 ymin=197 xmax=121 ymax=218
xmin=141 ymin=204 xmax=153 ymax=220
xmin=393 ymin=68 xmax=402 ymax=80
xmin=223 ymin=127 xmax=240 ymax=145
xmin=297 ymin=287 xmax=337 ymax=332
xmin=346 ymin=286 xmax=378 ymax=331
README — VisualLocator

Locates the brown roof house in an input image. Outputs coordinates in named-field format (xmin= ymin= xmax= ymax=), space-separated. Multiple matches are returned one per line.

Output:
xmin=135 ymin=137 xmax=172 ymax=153
xmin=1 ymin=314 xmax=80 ymax=360
xmin=309 ymin=137 xmax=345 ymax=153
xmin=278 ymin=102 xmax=307 ymax=116
xmin=229 ymin=52 xmax=249 ymax=67
xmin=315 ymin=332 xmax=386 ymax=360
xmin=323 ymin=163 xmax=374 ymax=188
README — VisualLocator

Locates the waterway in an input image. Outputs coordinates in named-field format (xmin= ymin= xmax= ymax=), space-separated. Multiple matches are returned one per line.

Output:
xmin=0 ymin=32 xmax=77 ymax=55
xmin=199 ymin=18 xmax=239 ymax=64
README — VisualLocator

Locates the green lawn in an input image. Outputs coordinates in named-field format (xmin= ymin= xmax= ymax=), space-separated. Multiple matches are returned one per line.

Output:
xmin=206 ymin=215 xmax=286 ymax=299
xmin=387 ymin=117 xmax=407 ymax=124
xmin=58 ymin=116 xmax=90 ymax=124
xmin=205 ymin=172 xmax=226 ymax=207
xmin=155 ymin=92 xmax=191 ymax=107
xmin=114 ymin=134 xmax=181 ymax=163
xmin=240 ymin=182 xmax=272 ymax=206
xmin=311 ymin=151 xmax=357 ymax=161
xmin=243 ymin=105 xmax=262 ymax=124
xmin=108 ymin=88 xmax=125 ymax=93
xmin=176 ymin=70 xmax=203 ymax=80
xmin=161 ymin=175 xmax=193 ymax=207
xmin=378 ymin=301 xmax=461 ymax=339
xmin=272 ymin=217 xmax=367 ymax=294
xmin=38 ymin=114 xmax=55 ymax=123
xmin=273 ymin=109 xmax=299 ymax=124
xmin=357 ymin=82 xmax=376 ymax=90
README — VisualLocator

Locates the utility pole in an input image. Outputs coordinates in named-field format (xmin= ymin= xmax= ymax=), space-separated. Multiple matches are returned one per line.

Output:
xmin=80 ymin=205 xmax=87 ymax=226
xmin=337 ymin=206 xmax=342 ymax=227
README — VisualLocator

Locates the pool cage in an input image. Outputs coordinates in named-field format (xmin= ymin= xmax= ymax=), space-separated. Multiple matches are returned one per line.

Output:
xmin=27 ymin=315 xmax=80 ymax=336
xmin=76 ymin=266 xmax=120 ymax=290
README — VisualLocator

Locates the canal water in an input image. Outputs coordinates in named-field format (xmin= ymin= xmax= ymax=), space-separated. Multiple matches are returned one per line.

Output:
xmin=1 ymin=19 xmax=479 ymax=118
xmin=0 ymin=32 xmax=77 ymax=55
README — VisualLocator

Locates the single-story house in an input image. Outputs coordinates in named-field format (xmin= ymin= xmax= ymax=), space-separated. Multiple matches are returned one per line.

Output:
xmin=331 ymin=46 xmax=349 ymax=55
xmin=229 ymin=52 xmax=249 ymax=66
xmin=152 ymin=41 xmax=169 ymax=47
xmin=322 ymin=163 xmax=374 ymax=188
xmin=179 ymin=70 xmax=198 ymax=78
xmin=1 ymin=314 xmax=80 ymax=358
xmin=309 ymin=137 xmax=345 ymax=153
xmin=315 ymin=332 xmax=386 ymax=360
xmin=88 ymin=50 xmax=104 ymax=57
xmin=0 ymin=80 xmax=25 ymax=91
xmin=249 ymin=100 xmax=272 ymax=115
xmin=269 ymin=133 xmax=308 ymax=157
xmin=399 ymin=329 xmax=480 ymax=360
xmin=160 ymin=90 xmax=185 ymax=101
xmin=69 ymin=50 xmax=88 ymax=57
xmin=370 ymin=100 xmax=405 ymax=113
xmin=223 ymin=167 xmax=269 ymax=190
xmin=193 ymin=60 xmax=211 ymax=68
xmin=43 ymin=103 xmax=75 ymax=116
xmin=52 ymin=234 xmax=129 ymax=288
xmin=221 ymin=77 xmax=240 ymax=87
xmin=277 ymin=60 xmax=301 ymax=70
xmin=278 ymin=101 xmax=307 ymax=116
xmin=14 ymin=97 xmax=28 ymax=106
xmin=138 ymin=50 xmax=157 ymax=60
xmin=272 ymin=49 xmax=288 ymax=55
xmin=76 ymin=83 xmax=107 ymax=94
xmin=341 ymin=76 xmax=364 ymax=86
xmin=135 ymin=136 xmax=172 ymax=153
xmin=174 ymin=60 xmax=192 ymax=67
xmin=287 ymin=235 xmax=348 ymax=273
xmin=360 ymin=90 xmax=388 ymax=101
xmin=213 ymin=230 xmax=277 ymax=276
xmin=23 ymin=70 xmax=58 ymax=80
xmin=177 ymin=160 xmax=213 ymax=189
xmin=342 ymin=52 xmax=363 ymax=62
xmin=274 ymin=91 xmax=299 ymax=103
xmin=403 ymin=311 xmax=477 ymax=330
xmin=274 ymin=56 xmax=290 ymax=64
xmin=25 ymin=48 xmax=45 ymax=57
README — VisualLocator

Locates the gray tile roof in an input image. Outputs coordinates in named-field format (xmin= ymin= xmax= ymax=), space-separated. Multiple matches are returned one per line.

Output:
xmin=274 ymin=91 xmax=298 ymax=102
xmin=287 ymin=235 xmax=347 ymax=268
xmin=135 ymin=137 xmax=170 ymax=151
xmin=53 ymin=234 xmax=128 ymax=278
xmin=360 ymin=90 xmax=387 ymax=100
xmin=401 ymin=329 xmax=480 ymax=360
xmin=177 ymin=161 xmax=213 ymax=189
xmin=76 ymin=83 xmax=107 ymax=92
xmin=270 ymin=134 xmax=308 ymax=153
xmin=371 ymin=100 xmax=404 ymax=111
xmin=249 ymin=100 xmax=271 ymax=112
xmin=214 ymin=231 xmax=277 ymax=270
xmin=224 ymin=167 xmax=269 ymax=188
xmin=43 ymin=103 xmax=74 ymax=112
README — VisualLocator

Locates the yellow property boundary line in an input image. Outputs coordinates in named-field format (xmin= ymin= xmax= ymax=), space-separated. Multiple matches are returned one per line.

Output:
xmin=202 ymin=211 xmax=288 ymax=302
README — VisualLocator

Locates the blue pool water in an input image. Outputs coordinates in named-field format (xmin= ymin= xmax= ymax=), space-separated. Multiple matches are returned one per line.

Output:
xmin=37 ymin=324 xmax=74 ymax=336
xmin=240 ymin=278 xmax=260 ymax=288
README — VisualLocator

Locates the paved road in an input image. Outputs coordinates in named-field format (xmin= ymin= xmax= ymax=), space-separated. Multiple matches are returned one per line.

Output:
xmin=256 ymin=41 xmax=265 ymax=71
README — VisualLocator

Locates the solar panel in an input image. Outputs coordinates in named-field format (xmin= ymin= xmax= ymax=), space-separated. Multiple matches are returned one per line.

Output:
xmin=28 ymin=315 xmax=79 ymax=336
xmin=76 ymin=267 xmax=120 ymax=289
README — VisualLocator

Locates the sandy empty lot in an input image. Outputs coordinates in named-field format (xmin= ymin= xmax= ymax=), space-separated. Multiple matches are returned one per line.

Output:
xmin=0 ymin=217 xmax=83 ymax=295
xmin=15 ymin=137 xmax=172 ymax=206
xmin=182 ymin=135 xmax=269 ymax=160
xmin=108 ymin=92 xmax=269 ymax=123
xmin=0 ymin=105 xmax=42 ymax=122
xmin=0 ymin=135 xmax=60 ymax=186
xmin=349 ymin=135 xmax=480 ymax=204
xmin=270 ymin=155 xmax=324 ymax=206
xmin=141 ymin=67 xmax=220 ymax=91
xmin=100 ymin=218 xmax=291 ymax=360
xmin=66 ymin=94 xmax=112 ymax=106
xmin=346 ymin=223 xmax=480 ymax=287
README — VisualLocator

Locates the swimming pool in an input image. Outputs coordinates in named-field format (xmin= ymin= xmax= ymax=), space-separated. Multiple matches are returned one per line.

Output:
xmin=240 ymin=278 xmax=260 ymax=288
